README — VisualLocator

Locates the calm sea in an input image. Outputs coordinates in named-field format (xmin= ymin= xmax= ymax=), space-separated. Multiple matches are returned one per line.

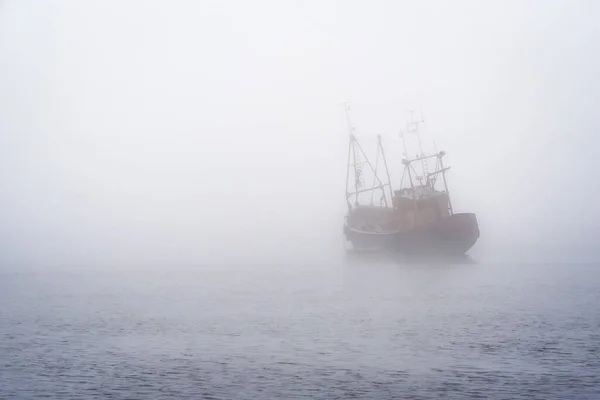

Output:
xmin=1 ymin=252 xmax=599 ymax=399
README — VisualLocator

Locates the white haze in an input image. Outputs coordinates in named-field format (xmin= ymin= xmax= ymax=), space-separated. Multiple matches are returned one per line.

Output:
xmin=0 ymin=0 xmax=599 ymax=268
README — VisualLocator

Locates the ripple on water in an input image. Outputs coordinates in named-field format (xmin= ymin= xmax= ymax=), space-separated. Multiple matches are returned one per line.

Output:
xmin=1 ymin=263 xmax=600 ymax=399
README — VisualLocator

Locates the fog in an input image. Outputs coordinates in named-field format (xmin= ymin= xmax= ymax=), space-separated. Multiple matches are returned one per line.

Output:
xmin=1 ymin=0 xmax=599 ymax=268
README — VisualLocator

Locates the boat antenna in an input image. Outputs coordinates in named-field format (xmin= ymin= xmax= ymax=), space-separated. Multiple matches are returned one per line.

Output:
xmin=399 ymin=128 xmax=409 ymax=159
xmin=408 ymin=109 xmax=425 ymax=156
xmin=408 ymin=109 xmax=428 ymax=183
xmin=343 ymin=102 xmax=354 ymax=137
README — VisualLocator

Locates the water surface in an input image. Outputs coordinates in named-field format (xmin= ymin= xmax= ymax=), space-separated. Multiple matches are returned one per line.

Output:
xmin=2 ymin=254 xmax=599 ymax=399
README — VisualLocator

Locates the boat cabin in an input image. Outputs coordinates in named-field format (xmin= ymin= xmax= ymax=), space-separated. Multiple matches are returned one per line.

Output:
xmin=393 ymin=186 xmax=450 ymax=230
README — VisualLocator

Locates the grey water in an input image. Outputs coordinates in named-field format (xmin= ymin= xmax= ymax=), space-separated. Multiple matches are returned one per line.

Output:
xmin=2 ymin=253 xmax=599 ymax=399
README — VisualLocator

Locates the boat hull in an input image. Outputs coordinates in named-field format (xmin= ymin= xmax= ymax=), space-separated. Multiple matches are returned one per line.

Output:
xmin=343 ymin=226 xmax=399 ymax=251
xmin=345 ymin=213 xmax=479 ymax=255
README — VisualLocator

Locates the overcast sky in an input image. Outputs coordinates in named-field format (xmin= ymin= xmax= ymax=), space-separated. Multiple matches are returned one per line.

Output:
xmin=1 ymin=0 xmax=599 ymax=267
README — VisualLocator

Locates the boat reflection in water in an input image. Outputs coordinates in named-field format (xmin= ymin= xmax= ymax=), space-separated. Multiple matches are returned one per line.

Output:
xmin=344 ymin=246 xmax=479 ymax=267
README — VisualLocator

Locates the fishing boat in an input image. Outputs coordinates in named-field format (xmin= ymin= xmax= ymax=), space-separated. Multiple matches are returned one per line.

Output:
xmin=343 ymin=108 xmax=480 ymax=255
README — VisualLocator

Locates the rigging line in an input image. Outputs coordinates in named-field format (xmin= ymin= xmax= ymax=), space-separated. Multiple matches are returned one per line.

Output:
xmin=369 ymin=142 xmax=381 ymax=205
xmin=410 ymin=164 xmax=421 ymax=187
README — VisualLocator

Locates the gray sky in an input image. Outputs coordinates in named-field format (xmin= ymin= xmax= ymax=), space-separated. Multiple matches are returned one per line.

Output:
xmin=1 ymin=0 xmax=599 ymax=267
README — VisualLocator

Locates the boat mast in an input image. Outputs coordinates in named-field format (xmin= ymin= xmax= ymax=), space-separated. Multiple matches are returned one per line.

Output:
xmin=377 ymin=135 xmax=394 ymax=206
xmin=403 ymin=158 xmax=417 ymax=226
xmin=438 ymin=151 xmax=454 ymax=215
xmin=344 ymin=104 xmax=361 ymax=208
xmin=346 ymin=105 xmax=363 ymax=207
xmin=345 ymin=135 xmax=353 ymax=210
xmin=343 ymin=104 xmax=389 ymax=209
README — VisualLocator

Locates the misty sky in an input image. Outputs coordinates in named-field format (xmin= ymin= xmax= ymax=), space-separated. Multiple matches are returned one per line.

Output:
xmin=1 ymin=1 xmax=599 ymax=267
